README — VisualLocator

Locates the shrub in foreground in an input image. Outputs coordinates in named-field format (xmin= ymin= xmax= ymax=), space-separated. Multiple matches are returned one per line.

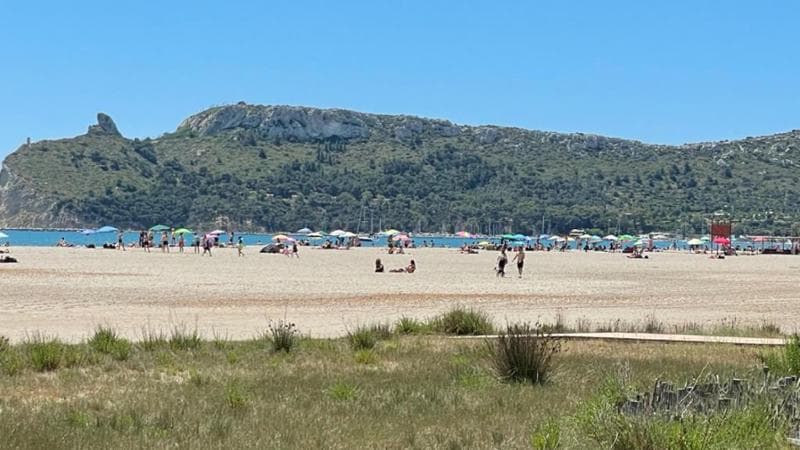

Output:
xmin=169 ymin=324 xmax=202 ymax=351
xmin=347 ymin=326 xmax=378 ymax=350
xmin=432 ymin=307 xmax=494 ymax=335
xmin=487 ymin=323 xmax=560 ymax=384
xmin=26 ymin=334 xmax=65 ymax=372
xmin=759 ymin=333 xmax=800 ymax=376
xmin=88 ymin=326 xmax=132 ymax=361
xmin=268 ymin=320 xmax=298 ymax=353
xmin=395 ymin=316 xmax=427 ymax=334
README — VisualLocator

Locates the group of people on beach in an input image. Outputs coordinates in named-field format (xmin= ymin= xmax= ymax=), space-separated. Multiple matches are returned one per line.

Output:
xmin=495 ymin=245 xmax=525 ymax=278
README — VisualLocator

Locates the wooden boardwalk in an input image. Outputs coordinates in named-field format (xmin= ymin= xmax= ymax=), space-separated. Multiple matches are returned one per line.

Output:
xmin=456 ymin=332 xmax=786 ymax=346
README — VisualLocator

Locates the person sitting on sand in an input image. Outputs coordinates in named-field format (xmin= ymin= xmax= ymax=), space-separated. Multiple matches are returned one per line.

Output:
xmin=390 ymin=259 xmax=416 ymax=273
xmin=375 ymin=258 xmax=384 ymax=273
xmin=56 ymin=237 xmax=68 ymax=247
xmin=0 ymin=255 xmax=18 ymax=263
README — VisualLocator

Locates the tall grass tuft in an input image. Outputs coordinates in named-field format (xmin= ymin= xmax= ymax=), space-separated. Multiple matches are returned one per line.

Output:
xmin=0 ymin=335 xmax=9 ymax=354
xmin=26 ymin=333 xmax=65 ymax=372
xmin=486 ymin=323 xmax=561 ymax=384
xmin=347 ymin=325 xmax=378 ymax=350
xmin=267 ymin=319 xmax=299 ymax=353
xmin=169 ymin=324 xmax=202 ymax=351
xmin=88 ymin=326 xmax=132 ymax=361
xmin=395 ymin=316 xmax=426 ymax=334
xmin=759 ymin=334 xmax=800 ymax=375
xmin=139 ymin=326 xmax=167 ymax=351
xmin=530 ymin=418 xmax=561 ymax=450
xmin=431 ymin=307 xmax=494 ymax=335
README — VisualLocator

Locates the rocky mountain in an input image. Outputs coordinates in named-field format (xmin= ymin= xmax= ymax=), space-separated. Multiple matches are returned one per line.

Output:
xmin=1 ymin=103 xmax=799 ymax=235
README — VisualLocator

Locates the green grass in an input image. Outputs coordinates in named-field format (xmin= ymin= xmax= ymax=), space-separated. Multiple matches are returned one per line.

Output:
xmin=88 ymin=326 xmax=132 ymax=361
xmin=0 ymin=327 xmax=787 ymax=449
xmin=430 ymin=307 xmax=494 ymax=335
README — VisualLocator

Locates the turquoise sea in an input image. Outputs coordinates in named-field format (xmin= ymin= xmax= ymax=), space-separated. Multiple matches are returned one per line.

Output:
xmin=0 ymin=229 xmax=741 ymax=251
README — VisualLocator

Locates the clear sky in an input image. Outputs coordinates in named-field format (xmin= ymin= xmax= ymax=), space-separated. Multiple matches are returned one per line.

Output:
xmin=1 ymin=1 xmax=798 ymax=159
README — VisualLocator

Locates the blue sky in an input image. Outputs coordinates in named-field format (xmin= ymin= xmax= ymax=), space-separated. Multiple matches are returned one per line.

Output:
xmin=1 ymin=1 xmax=798 ymax=159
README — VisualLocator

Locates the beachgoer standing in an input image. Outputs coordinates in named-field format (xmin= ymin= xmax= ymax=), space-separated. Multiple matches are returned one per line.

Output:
xmin=117 ymin=231 xmax=126 ymax=251
xmin=496 ymin=248 xmax=508 ymax=278
xmin=292 ymin=242 xmax=299 ymax=258
xmin=193 ymin=235 xmax=201 ymax=254
xmin=170 ymin=228 xmax=176 ymax=247
xmin=512 ymin=247 xmax=525 ymax=278
xmin=237 ymin=236 xmax=244 ymax=257
xmin=161 ymin=231 xmax=170 ymax=253
xmin=178 ymin=234 xmax=185 ymax=253
xmin=203 ymin=235 xmax=213 ymax=256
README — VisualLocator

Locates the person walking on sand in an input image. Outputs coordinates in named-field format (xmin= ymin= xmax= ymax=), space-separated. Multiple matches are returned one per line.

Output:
xmin=203 ymin=235 xmax=213 ymax=256
xmin=161 ymin=231 xmax=170 ymax=253
xmin=512 ymin=246 xmax=525 ymax=278
xmin=178 ymin=234 xmax=185 ymax=253
xmin=496 ymin=248 xmax=508 ymax=278
xmin=237 ymin=236 xmax=245 ymax=257
xmin=193 ymin=234 xmax=201 ymax=254
xmin=117 ymin=231 xmax=126 ymax=251
xmin=292 ymin=242 xmax=299 ymax=258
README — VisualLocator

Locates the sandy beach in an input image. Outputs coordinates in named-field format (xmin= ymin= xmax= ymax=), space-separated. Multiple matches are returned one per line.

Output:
xmin=1 ymin=246 xmax=798 ymax=342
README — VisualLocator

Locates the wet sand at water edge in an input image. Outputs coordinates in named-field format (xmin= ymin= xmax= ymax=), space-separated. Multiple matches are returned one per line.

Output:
xmin=1 ymin=247 xmax=798 ymax=342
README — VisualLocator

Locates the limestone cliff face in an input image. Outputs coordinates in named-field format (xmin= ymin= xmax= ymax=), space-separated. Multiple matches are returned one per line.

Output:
xmin=178 ymin=103 xmax=374 ymax=140
xmin=177 ymin=103 xmax=462 ymax=142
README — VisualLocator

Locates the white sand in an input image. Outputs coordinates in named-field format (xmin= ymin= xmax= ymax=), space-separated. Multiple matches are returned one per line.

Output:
xmin=1 ymin=246 xmax=798 ymax=342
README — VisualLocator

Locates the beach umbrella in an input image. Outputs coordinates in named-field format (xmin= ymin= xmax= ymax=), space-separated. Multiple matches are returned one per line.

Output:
xmin=501 ymin=233 xmax=516 ymax=240
xmin=149 ymin=224 xmax=170 ymax=232
xmin=0 ymin=231 xmax=8 ymax=239
xmin=478 ymin=241 xmax=491 ymax=246
xmin=296 ymin=227 xmax=312 ymax=234
xmin=700 ymin=235 xmax=711 ymax=241
xmin=208 ymin=229 xmax=226 ymax=235
xmin=455 ymin=231 xmax=471 ymax=237
xmin=173 ymin=228 xmax=193 ymax=236
xmin=551 ymin=236 xmax=566 ymax=242
xmin=590 ymin=235 xmax=602 ymax=243
xmin=342 ymin=231 xmax=357 ymax=238
xmin=539 ymin=234 xmax=550 ymax=240
xmin=603 ymin=234 xmax=618 ymax=241
xmin=393 ymin=234 xmax=410 ymax=242
xmin=381 ymin=229 xmax=400 ymax=236
xmin=272 ymin=234 xmax=290 ymax=241
xmin=579 ymin=233 xmax=592 ymax=239
xmin=618 ymin=234 xmax=635 ymax=241
xmin=511 ymin=234 xmax=527 ymax=241
xmin=307 ymin=232 xmax=324 ymax=238
xmin=653 ymin=234 xmax=669 ymax=240
xmin=95 ymin=226 xmax=119 ymax=233
xmin=330 ymin=229 xmax=346 ymax=237
xmin=687 ymin=238 xmax=704 ymax=246
xmin=713 ymin=237 xmax=730 ymax=245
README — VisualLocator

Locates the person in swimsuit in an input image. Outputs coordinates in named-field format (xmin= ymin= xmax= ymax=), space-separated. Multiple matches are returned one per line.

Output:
xmin=178 ymin=234 xmax=185 ymax=253
xmin=161 ymin=231 xmax=170 ymax=253
xmin=375 ymin=258 xmax=384 ymax=273
xmin=292 ymin=242 xmax=299 ymax=258
xmin=237 ymin=236 xmax=245 ymax=257
xmin=496 ymin=248 xmax=508 ymax=278
xmin=117 ymin=231 xmax=126 ymax=251
xmin=512 ymin=247 xmax=525 ymax=278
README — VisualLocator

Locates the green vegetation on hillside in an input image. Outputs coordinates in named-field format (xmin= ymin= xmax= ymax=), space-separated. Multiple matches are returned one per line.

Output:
xmin=2 ymin=105 xmax=799 ymax=234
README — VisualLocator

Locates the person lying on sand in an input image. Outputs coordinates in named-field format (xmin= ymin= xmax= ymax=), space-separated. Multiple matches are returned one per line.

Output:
xmin=0 ymin=255 xmax=18 ymax=263
xmin=389 ymin=259 xmax=415 ymax=273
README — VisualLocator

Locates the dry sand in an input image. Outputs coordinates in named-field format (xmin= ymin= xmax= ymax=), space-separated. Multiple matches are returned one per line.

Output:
xmin=1 ymin=246 xmax=799 ymax=342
